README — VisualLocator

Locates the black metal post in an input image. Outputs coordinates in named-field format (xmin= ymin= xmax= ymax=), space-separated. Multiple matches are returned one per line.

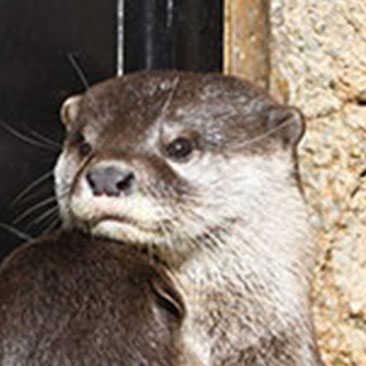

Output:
xmin=123 ymin=0 xmax=176 ymax=71
xmin=123 ymin=0 xmax=223 ymax=73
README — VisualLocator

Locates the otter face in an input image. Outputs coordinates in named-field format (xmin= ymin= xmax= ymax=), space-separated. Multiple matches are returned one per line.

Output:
xmin=55 ymin=71 xmax=305 ymax=260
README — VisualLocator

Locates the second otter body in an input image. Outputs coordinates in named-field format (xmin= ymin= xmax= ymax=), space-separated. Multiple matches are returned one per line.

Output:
xmin=55 ymin=71 xmax=323 ymax=365
xmin=0 ymin=231 xmax=188 ymax=366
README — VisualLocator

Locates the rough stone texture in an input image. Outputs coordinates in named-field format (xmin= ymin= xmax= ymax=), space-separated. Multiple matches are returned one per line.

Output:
xmin=270 ymin=1 xmax=366 ymax=365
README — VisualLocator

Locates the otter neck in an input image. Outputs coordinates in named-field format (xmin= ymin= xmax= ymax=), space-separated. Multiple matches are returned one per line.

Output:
xmin=166 ymin=189 xmax=313 ymax=300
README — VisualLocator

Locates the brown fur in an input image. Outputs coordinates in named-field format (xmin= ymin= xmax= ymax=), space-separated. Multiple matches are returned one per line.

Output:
xmin=0 ymin=230 xmax=186 ymax=366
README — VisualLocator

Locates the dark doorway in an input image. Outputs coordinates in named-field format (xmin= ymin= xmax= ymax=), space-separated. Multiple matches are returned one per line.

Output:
xmin=0 ymin=0 xmax=116 ymax=259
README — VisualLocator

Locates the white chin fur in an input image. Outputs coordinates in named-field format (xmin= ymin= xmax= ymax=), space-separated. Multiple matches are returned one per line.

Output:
xmin=91 ymin=220 xmax=162 ymax=245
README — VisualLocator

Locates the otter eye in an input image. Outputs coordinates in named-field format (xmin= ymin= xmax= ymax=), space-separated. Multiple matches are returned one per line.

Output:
xmin=166 ymin=137 xmax=194 ymax=160
xmin=69 ymin=131 xmax=92 ymax=156
xmin=78 ymin=141 xmax=92 ymax=156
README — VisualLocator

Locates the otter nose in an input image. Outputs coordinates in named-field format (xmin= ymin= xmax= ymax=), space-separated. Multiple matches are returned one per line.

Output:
xmin=86 ymin=165 xmax=136 ymax=197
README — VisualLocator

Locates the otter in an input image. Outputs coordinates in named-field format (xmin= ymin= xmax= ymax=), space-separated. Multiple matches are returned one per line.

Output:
xmin=55 ymin=71 xmax=324 ymax=365
xmin=0 ymin=230 xmax=191 ymax=366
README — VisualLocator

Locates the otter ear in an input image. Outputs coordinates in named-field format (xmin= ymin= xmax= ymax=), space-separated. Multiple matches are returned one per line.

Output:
xmin=267 ymin=106 xmax=305 ymax=147
xmin=151 ymin=277 xmax=185 ymax=321
xmin=60 ymin=95 xmax=82 ymax=126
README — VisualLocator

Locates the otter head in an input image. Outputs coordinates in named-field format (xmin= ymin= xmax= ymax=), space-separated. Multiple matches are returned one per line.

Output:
xmin=55 ymin=71 xmax=305 ymax=264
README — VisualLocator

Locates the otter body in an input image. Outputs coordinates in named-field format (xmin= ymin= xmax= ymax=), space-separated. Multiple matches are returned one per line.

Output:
xmin=56 ymin=71 xmax=324 ymax=365
xmin=0 ymin=231 xmax=187 ymax=366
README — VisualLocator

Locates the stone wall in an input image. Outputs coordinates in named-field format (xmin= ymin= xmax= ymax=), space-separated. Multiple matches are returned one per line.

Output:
xmin=270 ymin=1 xmax=366 ymax=365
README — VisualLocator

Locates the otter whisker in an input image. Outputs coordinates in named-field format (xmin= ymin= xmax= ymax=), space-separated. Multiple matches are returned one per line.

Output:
xmin=0 ymin=222 xmax=33 ymax=241
xmin=0 ymin=122 xmax=59 ymax=151
xmin=26 ymin=127 xmax=62 ymax=149
xmin=13 ymin=196 xmax=57 ymax=225
xmin=11 ymin=170 xmax=54 ymax=207
xmin=67 ymin=53 xmax=90 ymax=90
xmin=17 ymin=189 xmax=54 ymax=209
xmin=41 ymin=214 xmax=61 ymax=236
xmin=26 ymin=206 xmax=59 ymax=230
xmin=241 ymin=118 xmax=294 ymax=149
xmin=157 ymin=76 xmax=181 ymax=121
